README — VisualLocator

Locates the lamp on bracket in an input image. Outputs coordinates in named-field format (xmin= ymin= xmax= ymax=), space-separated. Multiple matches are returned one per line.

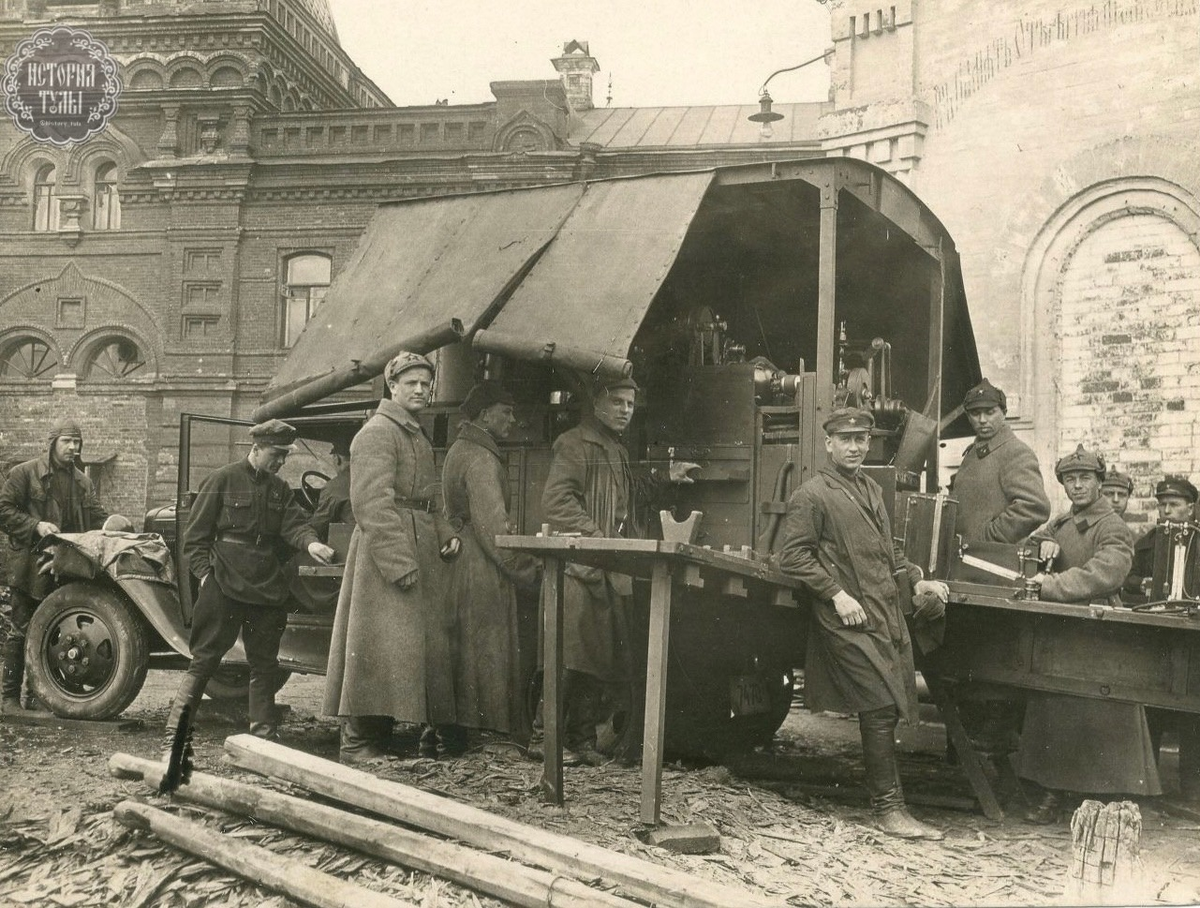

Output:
xmin=748 ymin=48 xmax=834 ymax=137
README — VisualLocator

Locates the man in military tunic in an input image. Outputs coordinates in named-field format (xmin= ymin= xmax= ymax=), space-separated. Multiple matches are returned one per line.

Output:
xmin=1101 ymin=470 xmax=1135 ymax=519
xmin=1018 ymin=445 xmax=1152 ymax=823
xmin=168 ymin=420 xmax=334 ymax=742
xmin=780 ymin=407 xmax=949 ymax=840
xmin=0 ymin=419 xmax=109 ymax=714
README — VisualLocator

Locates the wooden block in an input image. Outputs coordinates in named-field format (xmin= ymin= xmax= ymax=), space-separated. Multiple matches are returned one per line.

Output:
xmin=0 ymin=712 xmax=143 ymax=731
xmin=681 ymin=564 xmax=705 ymax=589
xmin=637 ymin=823 xmax=721 ymax=855
xmin=660 ymin=510 xmax=703 ymax=544
xmin=719 ymin=575 xmax=747 ymax=598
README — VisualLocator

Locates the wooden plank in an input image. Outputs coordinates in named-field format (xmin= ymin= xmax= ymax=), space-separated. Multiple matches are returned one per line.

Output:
xmin=110 ymin=754 xmax=640 ymax=908
xmin=922 ymin=671 xmax=1005 ymax=821
xmin=224 ymin=736 xmax=783 ymax=908
xmin=0 ymin=712 xmax=143 ymax=731
xmin=113 ymin=800 xmax=413 ymax=908
xmin=541 ymin=556 xmax=564 ymax=805
xmin=640 ymin=561 xmax=673 ymax=826
xmin=296 ymin=564 xmax=345 ymax=577
xmin=681 ymin=563 xmax=705 ymax=589
xmin=718 ymin=575 xmax=748 ymax=598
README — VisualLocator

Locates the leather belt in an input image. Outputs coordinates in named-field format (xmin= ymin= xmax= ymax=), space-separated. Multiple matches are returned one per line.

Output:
xmin=216 ymin=531 xmax=275 ymax=546
xmin=396 ymin=497 xmax=437 ymax=513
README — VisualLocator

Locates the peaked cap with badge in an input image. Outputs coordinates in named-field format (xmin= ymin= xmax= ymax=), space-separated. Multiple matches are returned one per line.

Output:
xmin=249 ymin=419 xmax=297 ymax=451
xmin=962 ymin=379 xmax=1007 ymax=413
xmin=1155 ymin=476 xmax=1198 ymax=503
xmin=1054 ymin=444 xmax=1106 ymax=481
xmin=823 ymin=407 xmax=874 ymax=435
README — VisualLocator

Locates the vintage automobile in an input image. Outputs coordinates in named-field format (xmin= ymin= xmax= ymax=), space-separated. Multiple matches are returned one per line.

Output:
xmin=21 ymin=158 xmax=988 ymax=759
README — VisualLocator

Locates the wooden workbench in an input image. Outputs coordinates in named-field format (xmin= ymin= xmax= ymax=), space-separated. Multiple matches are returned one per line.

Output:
xmin=495 ymin=535 xmax=803 ymax=826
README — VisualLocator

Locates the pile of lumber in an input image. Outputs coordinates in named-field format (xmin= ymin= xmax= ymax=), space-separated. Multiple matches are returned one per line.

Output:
xmin=110 ymin=735 xmax=782 ymax=908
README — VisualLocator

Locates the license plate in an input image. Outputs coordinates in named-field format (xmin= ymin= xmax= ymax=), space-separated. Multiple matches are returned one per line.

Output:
xmin=730 ymin=674 xmax=769 ymax=717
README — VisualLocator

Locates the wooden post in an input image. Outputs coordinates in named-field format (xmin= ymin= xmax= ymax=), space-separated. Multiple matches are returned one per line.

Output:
xmin=640 ymin=559 xmax=673 ymax=826
xmin=224 ymin=736 xmax=783 ymax=908
xmin=1066 ymin=800 xmax=1145 ymax=905
xmin=113 ymin=800 xmax=414 ymax=908
xmin=920 ymin=670 xmax=1005 ymax=821
xmin=109 ymin=753 xmax=640 ymax=908
xmin=541 ymin=555 xmax=565 ymax=804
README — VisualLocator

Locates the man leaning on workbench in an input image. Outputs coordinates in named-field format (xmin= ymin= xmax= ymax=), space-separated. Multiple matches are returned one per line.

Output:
xmin=779 ymin=406 xmax=949 ymax=840
xmin=1016 ymin=444 xmax=1157 ymax=824
xmin=534 ymin=373 xmax=698 ymax=766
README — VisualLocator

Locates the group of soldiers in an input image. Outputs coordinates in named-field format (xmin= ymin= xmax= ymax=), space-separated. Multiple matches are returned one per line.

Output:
xmin=2 ymin=360 xmax=1196 ymax=842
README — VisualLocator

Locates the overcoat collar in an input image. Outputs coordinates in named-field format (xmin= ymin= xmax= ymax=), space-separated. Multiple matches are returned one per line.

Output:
xmin=1054 ymin=494 xmax=1115 ymax=532
xmin=966 ymin=422 xmax=1015 ymax=458
xmin=455 ymin=421 xmax=501 ymax=458
xmin=576 ymin=414 xmax=624 ymax=448
xmin=376 ymin=397 xmax=422 ymax=432
xmin=818 ymin=464 xmax=885 ymax=536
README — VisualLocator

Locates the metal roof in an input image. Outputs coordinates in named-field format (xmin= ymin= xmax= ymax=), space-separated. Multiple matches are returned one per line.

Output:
xmin=569 ymin=103 xmax=828 ymax=148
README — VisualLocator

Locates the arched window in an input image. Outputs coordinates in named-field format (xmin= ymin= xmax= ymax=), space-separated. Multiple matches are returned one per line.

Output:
xmin=0 ymin=336 xmax=59 ymax=380
xmin=84 ymin=336 xmax=145 ymax=380
xmin=93 ymin=162 xmax=121 ymax=230
xmin=281 ymin=252 xmax=331 ymax=347
xmin=33 ymin=163 xmax=57 ymax=231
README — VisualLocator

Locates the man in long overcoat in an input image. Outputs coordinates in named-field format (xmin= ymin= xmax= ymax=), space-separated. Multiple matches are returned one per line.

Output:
xmin=539 ymin=374 xmax=696 ymax=762
xmin=323 ymin=352 xmax=460 ymax=764
xmin=950 ymin=379 xmax=1050 ymax=544
xmin=443 ymin=381 xmax=539 ymax=740
xmin=1018 ymin=444 xmax=1153 ymax=823
xmin=0 ymin=419 xmax=108 ymax=714
xmin=779 ymin=407 xmax=948 ymax=840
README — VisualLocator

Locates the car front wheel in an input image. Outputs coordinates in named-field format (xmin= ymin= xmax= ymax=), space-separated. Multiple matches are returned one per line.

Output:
xmin=25 ymin=582 xmax=150 ymax=720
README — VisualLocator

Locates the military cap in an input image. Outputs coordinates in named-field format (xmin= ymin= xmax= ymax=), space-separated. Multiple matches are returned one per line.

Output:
xmin=383 ymin=351 xmax=435 ymax=382
xmin=593 ymin=374 xmax=640 ymax=397
xmin=823 ymin=407 xmax=875 ymax=435
xmin=461 ymin=380 xmax=515 ymax=419
xmin=249 ymin=419 xmax=298 ymax=450
xmin=47 ymin=418 xmax=83 ymax=443
xmin=1054 ymin=443 xmax=1106 ymax=480
xmin=1101 ymin=470 xmax=1134 ymax=493
xmin=1155 ymin=476 xmax=1198 ymax=503
xmin=962 ymin=378 xmax=1007 ymax=412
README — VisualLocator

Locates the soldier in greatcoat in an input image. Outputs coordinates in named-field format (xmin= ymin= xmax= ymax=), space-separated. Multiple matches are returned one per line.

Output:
xmin=323 ymin=352 xmax=461 ymax=764
xmin=1101 ymin=470 xmax=1135 ymax=519
xmin=538 ymin=374 xmax=697 ymax=764
xmin=950 ymin=379 xmax=1050 ymax=544
xmin=779 ymin=407 xmax=949 ymax=840
xmin=0 ymin=419 xmax=109 ymax=714
xmin=1018 ymin=445 xmax=1155 ymax=824
xmin=442 ymin=381 xmax=539 ymax=741
xmin=946 ymin=379 xmax=1051 ymax=754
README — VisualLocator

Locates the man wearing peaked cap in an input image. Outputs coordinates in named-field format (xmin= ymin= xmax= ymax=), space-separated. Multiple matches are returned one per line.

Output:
xmin=1017 ymin=443 xmax=1153 ymax=823
xmin=1101 ymin=470 xmax=1135 ymax=518
xmin=778 ymin=404 xmax=949 ymax=840
xmin=950 ymin=379 xmax=1050 ymax=544
xmin=0 ymin=418 xmax=109 ymax=714
xmin=537 ymin=370 xmax=697 ymax=766
xmin=168 ymin=419 xmax=335 ymax=746
xmin=1123 ymin=475 xmax=1199 ymax=602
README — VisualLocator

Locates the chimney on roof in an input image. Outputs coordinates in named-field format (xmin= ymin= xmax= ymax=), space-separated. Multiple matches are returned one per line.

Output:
xmin=551 ymin=40 xmax=600 ymax=111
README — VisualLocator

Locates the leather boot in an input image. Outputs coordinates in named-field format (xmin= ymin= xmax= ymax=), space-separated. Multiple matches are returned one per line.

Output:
xmin=876 ymin=808 xmax=945 ymax=840
xmin=418 ymin=724 xmax=439 ymax=758
xmin=860 ymin=705 xmax=905 ymax=814
xmin=166 ymin=674 xmax=207 ymax=734
xmin=1 ymin=642 xmax=24 ymax=704
xmin=1 ymin=696 xmax=23 ymax=716
xmin=248 ymin=722 xmax=279 ymax=742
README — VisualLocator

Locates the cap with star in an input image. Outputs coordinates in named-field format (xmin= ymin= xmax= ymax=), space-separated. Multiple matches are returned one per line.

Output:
xmin=962 ymin=379 xmax=1007 ymax=413
xmin=1101 ymin=470 xmax=1134 ymax=493
xmin=1054 ymin=443 xmax=1106 ymax=480
xmin=823 ymin=407 xmax=875 ymax=435
xmin=1155 ymin=476 xmax=1198 ymax=503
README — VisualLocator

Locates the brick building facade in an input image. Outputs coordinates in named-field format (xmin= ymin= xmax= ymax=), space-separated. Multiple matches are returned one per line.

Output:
xmin=819 ymin=0 xmax=1200 ymax=521
xmin=1 ymin=0 xmax=1196 ymax=526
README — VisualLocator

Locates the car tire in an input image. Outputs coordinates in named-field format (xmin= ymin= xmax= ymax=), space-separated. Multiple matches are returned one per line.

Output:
xmin=25 ymin=582 xmax=150 ymax=720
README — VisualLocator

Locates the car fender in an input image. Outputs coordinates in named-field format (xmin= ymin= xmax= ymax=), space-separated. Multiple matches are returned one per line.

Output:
xmin=109 ymin=577 xmax=192 ymax=659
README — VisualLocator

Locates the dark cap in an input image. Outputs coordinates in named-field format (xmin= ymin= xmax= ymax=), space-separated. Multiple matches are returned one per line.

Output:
xmin=329 ymin=437 xmax=352 ymax=459
xmin=249 ymin=419 xmax=298 ymax=450
xmin=1101 ymin=470 xmax=1134 ymax=493
xmin=1155 ymin=476 xmax=1198 ymax=503
xmin=823 ymin=407 xmax=875 ymax=435
xmin=461 ymin=380 xmax=515 ymax=419
xmin=963 ymin=379 xmax=1007 ymax=412
xmin=383 ymin=351 xmax=435 ymax=382
xmin=47 ymin=418 xmax=83 ymax=443
xmin=1054 ymin=443 xmax=1106 ymax=480
xmin=593 ymin=374 xmax=640 ymax=397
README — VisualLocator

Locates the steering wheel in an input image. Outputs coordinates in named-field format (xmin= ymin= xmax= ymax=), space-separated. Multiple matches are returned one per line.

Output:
xmin=300 ymin=470 xmax=331 ymax=511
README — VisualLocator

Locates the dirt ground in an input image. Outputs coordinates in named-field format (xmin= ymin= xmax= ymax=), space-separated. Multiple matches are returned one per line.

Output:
xmin=3 ymin=669 xmax=1200 ymax=908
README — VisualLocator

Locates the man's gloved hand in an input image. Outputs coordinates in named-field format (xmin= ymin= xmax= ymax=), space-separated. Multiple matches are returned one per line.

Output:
xmin=308 ymin=541 xmax=336 ymax=564
xmin=669 ymin=461 xmax=701 ymax=483
xmin=912 ymin=589 xmax=946 ymax=624
xmin=1038 ymin=540 xmax=1061 ymax=564
xmin=35 ymin=521 xmax=59 ymax=538
xmin=914 ymin=579 xmax=949 ymax=603
xmin=439 ymin=537 xmax=462 ymax=562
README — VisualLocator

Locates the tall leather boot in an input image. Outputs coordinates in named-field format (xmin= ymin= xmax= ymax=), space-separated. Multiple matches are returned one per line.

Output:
xmin=860 ymin=705 xmax=943 ymax=840
xmin=163 ymin=674 xmax=207 ymax=759
xmin=1 ymin=631 xmax=25 ymax=713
